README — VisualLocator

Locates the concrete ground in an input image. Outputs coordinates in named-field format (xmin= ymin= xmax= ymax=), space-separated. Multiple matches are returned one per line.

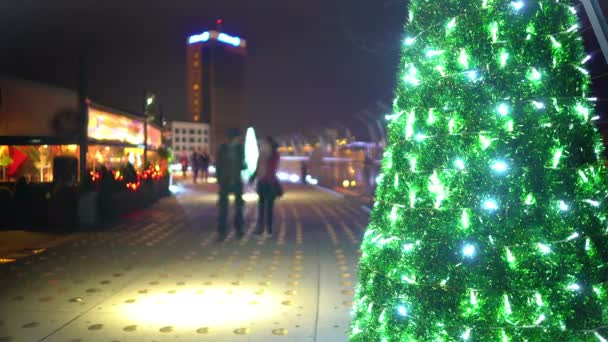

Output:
xmin=0 ymin=183 xmax=368 ymax=341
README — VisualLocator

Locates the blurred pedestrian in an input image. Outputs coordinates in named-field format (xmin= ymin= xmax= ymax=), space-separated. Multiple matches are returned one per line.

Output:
xmin=192 ymin=150 xmax=200 ymax=184
xmin=250 ymin=136 xmax=283 ymax=236
xmin=300 ymin=161 xmax=308 ymax=184
xmin=180 ymin=152 xmax=188 ymax=178
xmin=216 ymin=128 xmax=246 ymax=241
xmin=200 ymin=149 xmax=210 ymax=183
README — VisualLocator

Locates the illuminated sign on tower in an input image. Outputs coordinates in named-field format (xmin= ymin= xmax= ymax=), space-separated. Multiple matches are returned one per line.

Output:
xmin=186 ymin=28 xmax=247 ymax=156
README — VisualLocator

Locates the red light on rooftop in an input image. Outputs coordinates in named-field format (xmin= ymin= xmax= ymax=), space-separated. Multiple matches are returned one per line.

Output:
xmin=216 ymin=19 xmax=223 ymax=25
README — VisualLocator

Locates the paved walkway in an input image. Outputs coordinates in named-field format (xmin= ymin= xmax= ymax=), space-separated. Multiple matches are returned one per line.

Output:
xmin=0 ymin=184 xmax=368 ymax=341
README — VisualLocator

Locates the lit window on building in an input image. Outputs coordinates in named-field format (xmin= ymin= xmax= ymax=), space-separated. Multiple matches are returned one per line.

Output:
xmin=193 ymin=99 xmax=199 ymax=105
xmin=193 ymin=84 xmax=199 ymax=91
xmin=194 ymin=115 xmax=200 ymax=121
xmin=193 ymin=61 xmax=199 ymax=68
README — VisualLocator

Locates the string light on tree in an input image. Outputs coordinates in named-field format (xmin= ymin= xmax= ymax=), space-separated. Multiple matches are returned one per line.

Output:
xmin=350 ymin=0 xmax=608 ymax=340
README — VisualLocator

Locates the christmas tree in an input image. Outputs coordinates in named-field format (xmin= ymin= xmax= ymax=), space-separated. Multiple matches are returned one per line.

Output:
xmin=350 ymin=0 xmax=608 ymax=340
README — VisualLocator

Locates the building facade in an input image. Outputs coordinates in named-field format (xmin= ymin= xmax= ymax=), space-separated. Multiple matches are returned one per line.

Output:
xmin=186 ymin=30 xmax=247 ymax=156
xmin=167 ymin=121 xmax=211 ymax=155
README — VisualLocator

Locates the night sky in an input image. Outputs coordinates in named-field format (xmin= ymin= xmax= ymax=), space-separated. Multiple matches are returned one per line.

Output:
xmin=0 ymin=0 xmax=406 ymax=138
xmin=0 ymin=0 xmax=606 ymax=138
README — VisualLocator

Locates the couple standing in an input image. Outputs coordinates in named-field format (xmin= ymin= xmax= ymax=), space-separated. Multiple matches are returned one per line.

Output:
xmin=216 ymin=129 xmax=282 ymax=241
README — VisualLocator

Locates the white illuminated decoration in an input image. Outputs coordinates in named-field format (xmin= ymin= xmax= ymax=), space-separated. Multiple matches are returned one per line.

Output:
xmin=582 ymin=55 xmax=592 ymax=64
xmin=466 ymin=70 xmax=480 ymax=81
xmin=404 ymin=36 xmax=416 ymax=45
xmin=426 ymin=50 xmax=445 ymax=58
xmin=559 ymin=200 xmax=569 ymax=211
xmin=584 ymin=199 xmax=600 ymax=207
xmin=491 ymin=160 xmax=508 ymax=173
xmin=567 ymin=283 xmax=581 ymax=291
xmin=497 ymin=103 xmax=509 ymax=116
xmin=533 ymin=101 xmax=545 ymax=109
xmin=511 ymin=1 xmax=524 ymax=10
xmin=404 ymin=64 xmax=421 ymax=86
xmin=455 ymin=158 xmax=465 ymax=170
xmin=463 ymin=244 xmax=476 ymax=258
xmin=397 ymin=305 xmax=408 ymax=316
xmin=537 ymin=243 xmax=551 ymax=254
xmin=483 ymin=199 xmax=498 ymax=211
xmin=462 ymin=328 xmax=472 ymax=340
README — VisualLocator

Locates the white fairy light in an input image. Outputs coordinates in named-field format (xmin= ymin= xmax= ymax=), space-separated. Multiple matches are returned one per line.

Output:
xmin=582 ymin=55 xmax=592 ymax=64
xmin=403 ymin=243 xmax=415 ymax=252
xmin=497 ymin=103 xmax=509 ymax=116
xmin=466 ymin=70 xmax=479 ymax=81
xmin=537 ymin=243 xmax=551 ymax=254
xmin=397 ymin=305 xmax=408 ymax=316
xmin=503 ymin=294 xmax=512 ymax=314
xmin=533 ymin=101 xmax=545 ymax=109
xmin=404 ymin=36 xmax=416 ymax=45
xmin=455 ymin=158 xmax=466 ymax=170
xmin=559 ymin=200 xmax=569 ymax=211
xmin=483 ymin=199 xmax=498 ymax=211
xmin=462 ymin=328 xmax=472 ymax=340
xmin=491 ymin=160 xmax=508 ymax=173
xmin=511 ymin=1 xmax=524 ymax=11
xmin=535 ymin=292 xmax=544 ymax=307
xmin=426 ymin=49 xmax=445 ymax=58
xmin=567 ymin=283 xmax=581 ymax=291
xmin=584 ymin=199 xmax=600 ymax=207
xmin=567 ymin=24 xmax=578 ymax=33
xmin=463 ymin=244 xmax=476 ymax=257
xmin=566 ymin=232 xmax=580 ymax=241
xmin=535 ymin=314 xmax=546 ymax=325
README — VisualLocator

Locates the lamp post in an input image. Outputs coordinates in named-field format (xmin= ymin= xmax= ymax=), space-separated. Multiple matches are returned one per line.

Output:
xmin=143 ymin=92 xmax=155 ymax=166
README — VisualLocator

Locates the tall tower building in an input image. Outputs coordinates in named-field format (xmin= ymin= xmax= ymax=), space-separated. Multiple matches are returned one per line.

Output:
xmin=186 ymin=27 xmax=247 ymax=156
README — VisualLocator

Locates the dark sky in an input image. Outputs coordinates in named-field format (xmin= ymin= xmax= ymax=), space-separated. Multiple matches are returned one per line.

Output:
xmin=0 ymin=1 xmax=606 ymax=138
xmin=0 ymin=0 xmax=406 ymax=138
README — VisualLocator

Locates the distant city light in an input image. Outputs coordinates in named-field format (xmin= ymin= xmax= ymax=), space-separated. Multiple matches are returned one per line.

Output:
xmin=188 ymin=31 xmax=210 ymax=44
xmin=187 ymin=31 xmax=243 ymax=47
xmin=218 ymin=33 xmax=242 ymax=46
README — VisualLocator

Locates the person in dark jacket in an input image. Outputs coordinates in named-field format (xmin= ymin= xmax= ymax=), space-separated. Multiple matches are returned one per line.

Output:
xmin=191 ymin=150 xmax=200 ymax=184
xmin=216 ymin=128 xmax=246 ymax=241
xmin=250 ymin=136 xmax=282 ymax=235
xmin=200 ymin=150 xmax=210 ymax=183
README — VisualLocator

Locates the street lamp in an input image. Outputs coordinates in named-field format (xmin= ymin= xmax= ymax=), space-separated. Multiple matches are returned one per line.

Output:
xmin=146 ymin=95 xmax=155 ymax=107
